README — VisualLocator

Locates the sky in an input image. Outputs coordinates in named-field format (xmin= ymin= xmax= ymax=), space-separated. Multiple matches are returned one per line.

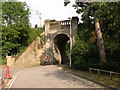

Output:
xmin=18 ymin=0 xmax=81 ymax=27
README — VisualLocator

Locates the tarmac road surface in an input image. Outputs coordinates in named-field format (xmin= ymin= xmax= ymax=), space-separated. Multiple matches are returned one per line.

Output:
xmin=7 ymin=65 xmax=105 ymax=88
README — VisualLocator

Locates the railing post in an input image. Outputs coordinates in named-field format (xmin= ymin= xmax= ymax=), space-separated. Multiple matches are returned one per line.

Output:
xmin=97 ymin=69 xmax=100 ymax=74
xmin=110 ymin=72 xmax=112 ymax=80
xmin=89 ymin=68 xmax=91 ymax=73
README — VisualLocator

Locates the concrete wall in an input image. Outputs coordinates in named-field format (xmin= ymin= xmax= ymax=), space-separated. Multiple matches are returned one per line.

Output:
xmin=7 ymin=36 xmax=45 ymax=66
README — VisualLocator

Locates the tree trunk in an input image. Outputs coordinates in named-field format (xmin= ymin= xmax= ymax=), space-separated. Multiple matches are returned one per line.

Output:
xmin=95 ymin=20 xmax=106 ymax=62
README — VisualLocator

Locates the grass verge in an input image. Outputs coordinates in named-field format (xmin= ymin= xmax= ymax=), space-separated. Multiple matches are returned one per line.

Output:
xmin=62 ymin=66 xmax=120 ymax=89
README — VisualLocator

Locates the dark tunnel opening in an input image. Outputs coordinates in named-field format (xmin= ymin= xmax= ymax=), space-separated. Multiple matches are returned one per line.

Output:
xmin=54 ymin=34 xmax=70 ymax=64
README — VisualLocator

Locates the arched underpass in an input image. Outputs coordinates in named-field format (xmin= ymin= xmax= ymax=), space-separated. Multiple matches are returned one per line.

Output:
xmin=54 ymin=34 xmax=70 ymax=64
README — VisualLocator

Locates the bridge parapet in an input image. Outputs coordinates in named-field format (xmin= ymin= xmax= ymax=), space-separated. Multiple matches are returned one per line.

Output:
xmin=50 ymin=20 xmax=70 ymax=31
xmin=50 ymin=20 xmax=70 ymax=26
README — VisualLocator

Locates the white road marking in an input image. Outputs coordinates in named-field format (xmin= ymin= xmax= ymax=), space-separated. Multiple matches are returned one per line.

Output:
xmin=5 ymin=75 xmax=16 ymax=88
xmin=5 ymin=71 xmax=22 ymax=88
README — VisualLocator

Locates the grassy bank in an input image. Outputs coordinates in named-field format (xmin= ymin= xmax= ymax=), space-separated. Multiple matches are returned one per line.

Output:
xmin=62 ymin=66 xmax=120 ymax=89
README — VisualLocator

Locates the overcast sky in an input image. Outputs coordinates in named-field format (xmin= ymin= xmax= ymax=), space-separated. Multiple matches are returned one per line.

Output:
xmin=18 ymin=0 xmax=81 ymax=27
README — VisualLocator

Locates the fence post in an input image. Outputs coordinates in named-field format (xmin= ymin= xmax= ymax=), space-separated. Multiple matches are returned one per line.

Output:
xmin=97 ymin=69 xmax=100 ymax=75
xmin=89 ymin=68 xmax=91 ymax=73
xmin=110 ymin=72 xmax=112 ymax=80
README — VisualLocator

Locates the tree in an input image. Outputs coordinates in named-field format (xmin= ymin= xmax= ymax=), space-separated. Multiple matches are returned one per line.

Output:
xmin=65 ymin=1 xmax=120 ymax=72
xmin=73 ymin=2 xmax=120 ymax=61
xmin=64 ymin=0 xmax=70 ymax=6
xmin=1 ymin=2 xmax=31 ymax=57
xmin=73 ymin=2 xmax=108 ymax=62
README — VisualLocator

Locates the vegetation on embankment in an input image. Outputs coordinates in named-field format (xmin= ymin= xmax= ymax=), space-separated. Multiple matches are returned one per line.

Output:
xmin=65 ymin=2 xmax=120 ymax=73
xmin=65 ymin=3 xmax=120 ymax=88
xmin=1 ymin=2 xmax=44 ymax=65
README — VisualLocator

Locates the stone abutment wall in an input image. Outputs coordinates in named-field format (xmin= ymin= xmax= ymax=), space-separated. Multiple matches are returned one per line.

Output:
xmin=6 ymin=36 xmax=45 ymax=66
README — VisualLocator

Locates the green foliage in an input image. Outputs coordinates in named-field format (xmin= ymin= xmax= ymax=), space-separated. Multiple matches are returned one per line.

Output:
xmin=71 ymin=34 xmax=99 ymax=70
xmin=1 ymin=2 xmax=31 ymax=58
xmin=28 ymin=27 xmax=44 ymax=46
xmin=105 ymin=41 xmax=120 ymax=62
xmin=0 ymin=58 xmax=7 ymax=65
xmin=94 ymin=62 xmax=120 ymax=72
xmin=71 ymin=2 xmax=120 ymax=72
xmin=50 ymin=19 xmax=56 ymax=22
xmin=72 ymin=37 xmax=88 ymax=57
xmin=28 ymin=28 xmax=43 ymax=44
xmin=1 ymin=1 xmax=44 ymax=65
xmin=15 ymin=46 xmax=27 ymax=56
xmin=11 ymin=27 xmax=44 ymax=60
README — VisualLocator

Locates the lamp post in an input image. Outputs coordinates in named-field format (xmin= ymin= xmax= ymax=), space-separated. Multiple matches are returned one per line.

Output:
xmin=30 ymin=9 xmax=42 ymax=28
xmin=68 ymin=17 xmax=72 ymax=68
xmin=36 ymin=10 xmax=42 ymax=28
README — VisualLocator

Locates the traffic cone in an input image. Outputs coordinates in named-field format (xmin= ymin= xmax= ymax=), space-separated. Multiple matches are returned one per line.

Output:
xmin=4 ymin=65 xmax=12 ymax=79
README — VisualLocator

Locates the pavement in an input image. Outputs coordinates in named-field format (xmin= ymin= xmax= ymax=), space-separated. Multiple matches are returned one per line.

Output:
xmin=1 ymin=65 xmax=107 ymax=88
xmin=0 ymin=65 xmax=113 ymax=89
xmin=0 ymin=65 xmax=27 ymax=89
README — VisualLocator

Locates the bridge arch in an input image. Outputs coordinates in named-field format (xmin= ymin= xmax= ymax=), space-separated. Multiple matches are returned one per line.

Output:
xmin=53 ymin=33 xmax=70 ymax=64
xmin=44 ymin=16 xmax=79 ymax=65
